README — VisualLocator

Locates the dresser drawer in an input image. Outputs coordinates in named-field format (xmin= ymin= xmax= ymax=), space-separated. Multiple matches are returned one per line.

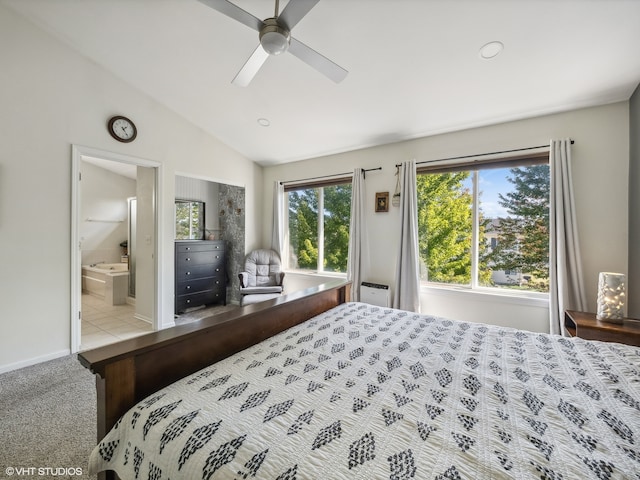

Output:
xmin=176 ymin=287 xmax=226 ymax=312
xmin=176 ymin=250 xmax=224 ymax=267
xmin=175 ymin=277 xmax=224 ymax=295
xmin=176 ymin=241 xmax=224 ymax=253
xmin=176 ymin=292 xmax=211 ymax=312
xmin=176 ymin=263 xmax=224 ymax=280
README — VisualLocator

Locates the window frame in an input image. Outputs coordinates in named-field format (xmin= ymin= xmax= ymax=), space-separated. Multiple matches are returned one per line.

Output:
xmin=416 ymin=152 xmax=550 ymax=301
xmin=283 ymin=176 xmax=352 ymax=275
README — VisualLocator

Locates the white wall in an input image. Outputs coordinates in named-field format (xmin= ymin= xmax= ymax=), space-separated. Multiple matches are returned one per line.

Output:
xmin=629 ymin=84 xmax=640 ymax=318
xmin=263 ymin=102 xmax=630 ymax=333
xmin=0 ymin=5 xmax=262 ymax=373
xmin=135 ymin=166 xmax=155 ymax=323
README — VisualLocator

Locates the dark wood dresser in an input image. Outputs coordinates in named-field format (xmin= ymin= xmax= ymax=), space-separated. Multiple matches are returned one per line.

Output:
xmin=565 ymin=310 xmax=640 ymax=347
xmin=175 ymin=240 xmax=226 ymax=314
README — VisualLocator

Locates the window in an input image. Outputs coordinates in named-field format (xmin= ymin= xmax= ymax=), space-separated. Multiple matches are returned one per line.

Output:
xmin=285 ymin=179 xmax=352 ymax=274
xmin=417 ymin=154 xmax=550 ymax=293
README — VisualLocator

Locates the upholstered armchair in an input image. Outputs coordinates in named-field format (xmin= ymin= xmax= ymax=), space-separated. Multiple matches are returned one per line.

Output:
xmin=238 ymin=249 xmax=285 ymax=306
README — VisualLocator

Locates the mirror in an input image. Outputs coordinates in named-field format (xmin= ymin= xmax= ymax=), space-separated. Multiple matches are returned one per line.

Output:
xmin=175 ymin=200 xmax=204 ymax=240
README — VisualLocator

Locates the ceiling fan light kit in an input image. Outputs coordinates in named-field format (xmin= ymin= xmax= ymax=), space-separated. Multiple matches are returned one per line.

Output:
xmin=199 ymin=0 xmax=347 ymax=86
xmin=259 ymin=18 xmax=290 ymax=55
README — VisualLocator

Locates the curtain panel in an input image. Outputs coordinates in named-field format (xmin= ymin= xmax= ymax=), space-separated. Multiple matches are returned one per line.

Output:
xmin=347 ymin=168 xmax=368 ymax=301
xmin=549 ymin=139 xmax=586 ymax=335
xmin=393 ymin=160 xmax=420 ymax=312
xmin=271 ymin=181 xmax=285 ymax=260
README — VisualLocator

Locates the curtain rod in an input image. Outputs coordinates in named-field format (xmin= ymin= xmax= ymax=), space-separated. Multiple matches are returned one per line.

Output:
xmin=280 ymin=167 xmax=382 ymax=185
xmin=394 ymin=140 xmax=575 ymax=168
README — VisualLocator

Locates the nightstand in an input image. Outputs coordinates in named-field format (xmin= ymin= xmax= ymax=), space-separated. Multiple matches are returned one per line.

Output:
xmin=564 ymin=310 xmax=640 ymax=347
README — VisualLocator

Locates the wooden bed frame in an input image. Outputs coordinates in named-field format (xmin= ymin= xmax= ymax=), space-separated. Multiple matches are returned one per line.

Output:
xmin=78 ymin=280 xmax=350 ymax=448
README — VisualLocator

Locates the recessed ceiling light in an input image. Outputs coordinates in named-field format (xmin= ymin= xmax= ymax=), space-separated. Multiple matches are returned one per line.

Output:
xmin=257 ymin=118 xmax=271 ymax=127
xmin=479 ymin=41 xmax=504 ymax=59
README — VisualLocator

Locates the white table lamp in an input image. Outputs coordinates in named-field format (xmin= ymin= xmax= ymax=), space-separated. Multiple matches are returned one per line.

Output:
xmin=596 ymin=272 xmax=626 ymax=323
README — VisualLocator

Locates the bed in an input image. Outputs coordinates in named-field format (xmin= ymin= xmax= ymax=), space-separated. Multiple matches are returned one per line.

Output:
xmin=80 ymin=281 xmax=640 ymax=479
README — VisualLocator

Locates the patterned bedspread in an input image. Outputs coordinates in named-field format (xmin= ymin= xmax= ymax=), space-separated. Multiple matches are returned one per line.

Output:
xmin=89 ymin=303 xmax=640 ymax=479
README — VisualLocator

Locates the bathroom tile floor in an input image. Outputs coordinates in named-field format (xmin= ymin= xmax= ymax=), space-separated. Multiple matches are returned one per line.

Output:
xmin=80 ymin=294 xmax=153 ymax=351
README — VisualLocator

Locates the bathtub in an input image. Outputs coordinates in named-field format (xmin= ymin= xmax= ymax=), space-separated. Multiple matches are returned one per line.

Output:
xmin=88 ymin=262 xmax=129 ymax=272
xmin=82 ymin=263 xmax=129 ymax=305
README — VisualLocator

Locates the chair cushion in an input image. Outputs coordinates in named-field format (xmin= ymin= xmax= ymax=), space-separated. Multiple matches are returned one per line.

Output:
xmin=241 ymin=293 xmax=281 ymax=306
xmin=240 ymin=286 xmax=283 ymax=295
xmin=243 ymin=249 xmax=282 ymax=288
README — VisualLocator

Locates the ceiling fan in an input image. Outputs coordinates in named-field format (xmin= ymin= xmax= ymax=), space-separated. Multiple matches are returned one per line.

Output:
xmin=198 ymin=0 xmax=348 ymax=86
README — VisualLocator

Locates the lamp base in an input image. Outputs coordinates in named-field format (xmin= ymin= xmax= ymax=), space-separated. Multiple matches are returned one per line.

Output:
xmin=596 ymin=314 xmax=624 ymax=324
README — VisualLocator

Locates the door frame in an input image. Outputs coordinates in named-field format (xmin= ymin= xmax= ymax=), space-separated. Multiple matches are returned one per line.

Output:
xmin=70 ymin=145 xmax=163 ymax=353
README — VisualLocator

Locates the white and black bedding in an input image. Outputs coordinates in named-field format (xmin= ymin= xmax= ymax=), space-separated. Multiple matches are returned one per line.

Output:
xmin=89 ymin=302 xmax=640 ymax=479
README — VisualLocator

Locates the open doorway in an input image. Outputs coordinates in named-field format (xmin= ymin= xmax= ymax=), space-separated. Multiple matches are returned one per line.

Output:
xmin=71 ymin=146 xmax=161 ymax=353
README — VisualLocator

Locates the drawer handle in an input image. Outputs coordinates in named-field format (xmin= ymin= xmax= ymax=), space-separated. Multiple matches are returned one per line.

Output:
xmin=186 ymin=299 xmax=191 ymax=304
xmin=215 ymin=268 xmax=220 ymax=272
xmin=186 ymin=272 xmax=191 ymax=276
xmin=186 ymin=247 xmax=191 ymax=251
xmin=215 ymin=280 xmax=220 ymax=285
xmin=186 ymin=286 xmax=191 ymax=290
xmin=186 ymin=257 xmax=191 ymax=261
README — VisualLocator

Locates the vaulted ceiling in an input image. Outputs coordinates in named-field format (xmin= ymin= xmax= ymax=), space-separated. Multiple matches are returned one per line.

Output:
xmin=4 ymin=0 xmax=640 ymax=165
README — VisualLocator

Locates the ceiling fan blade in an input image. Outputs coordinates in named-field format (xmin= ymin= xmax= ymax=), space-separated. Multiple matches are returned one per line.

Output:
xmin=197 ymin=0 xmax=263 ymax=32
xmin=288 ymin=37 xmax=348 ymax=83
xmin=232 ymin=44 xmax=269 ymax=87
xmin=278 ymin=0 xmax=320 ymax=30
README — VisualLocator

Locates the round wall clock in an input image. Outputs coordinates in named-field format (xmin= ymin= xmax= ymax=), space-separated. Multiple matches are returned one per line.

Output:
xmin=107 ymin=115 xmax=137 ymax=143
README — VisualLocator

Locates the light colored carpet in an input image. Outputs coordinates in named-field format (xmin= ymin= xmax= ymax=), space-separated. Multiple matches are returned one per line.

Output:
xmin=0 ymin=305 xmax=239 ymax=480
xmin=0 ymin=355 xmax=97 ymax=479
xmin=0 ymin=305 xmax=238 ymax=480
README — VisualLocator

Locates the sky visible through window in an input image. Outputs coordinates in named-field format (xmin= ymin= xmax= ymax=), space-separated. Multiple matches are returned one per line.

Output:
xmin=477 ymin=169 xmax=511 ymax=218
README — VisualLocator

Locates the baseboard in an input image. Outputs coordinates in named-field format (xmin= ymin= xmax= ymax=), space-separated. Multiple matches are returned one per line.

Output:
xmin=134 ymin=313 xmax=175 ymax=330
xmin=134 ymin=313 xmax=153 ymax=324
xmin=161 ymin=319 xmax=176 ymax=329
xmin=0 ymin=349 xmax=71 ymax=375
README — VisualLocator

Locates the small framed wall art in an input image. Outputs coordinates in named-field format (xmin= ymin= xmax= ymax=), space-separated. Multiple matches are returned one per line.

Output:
xmin=375 ymin=192 xmax=389 ymax=213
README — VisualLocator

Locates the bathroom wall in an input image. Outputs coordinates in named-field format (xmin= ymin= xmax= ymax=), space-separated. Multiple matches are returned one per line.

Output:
xmin=80 ymin=161 xmax=135 ymax=266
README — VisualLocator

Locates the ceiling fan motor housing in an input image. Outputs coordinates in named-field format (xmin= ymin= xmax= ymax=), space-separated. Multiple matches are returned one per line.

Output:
xmin=259 ymin=18 xmax=290 ymax=55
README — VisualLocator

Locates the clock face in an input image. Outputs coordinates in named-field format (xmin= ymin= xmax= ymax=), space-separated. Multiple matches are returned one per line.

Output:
xmin=108 ymin=116 xmax=137 ymax=143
